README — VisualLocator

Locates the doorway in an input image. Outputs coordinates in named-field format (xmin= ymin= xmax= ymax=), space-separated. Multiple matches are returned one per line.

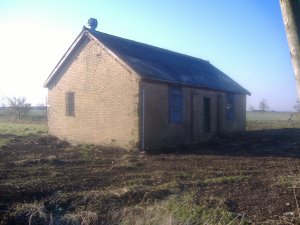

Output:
xmin=203 ymin=97 xmax=211 ymax=133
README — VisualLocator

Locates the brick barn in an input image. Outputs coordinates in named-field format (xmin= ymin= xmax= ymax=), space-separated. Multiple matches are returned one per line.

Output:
xmin=44 ymin=20 xmax=250 ymax=150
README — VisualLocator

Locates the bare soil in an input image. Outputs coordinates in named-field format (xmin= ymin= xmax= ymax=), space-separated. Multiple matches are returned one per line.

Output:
xmin=1 ymin=129 xmax=300 ymax=224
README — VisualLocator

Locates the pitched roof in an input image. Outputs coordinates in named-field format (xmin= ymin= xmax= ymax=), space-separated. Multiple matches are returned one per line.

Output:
xmin=45 ymin=28 xmax=250 ymax=95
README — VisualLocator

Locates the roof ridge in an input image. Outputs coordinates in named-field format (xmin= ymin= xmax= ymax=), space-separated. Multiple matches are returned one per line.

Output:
xmin=90 ymin=29 xmax=209 ymax=64
xmin=45 ymin=28 xmax=250 ymax=95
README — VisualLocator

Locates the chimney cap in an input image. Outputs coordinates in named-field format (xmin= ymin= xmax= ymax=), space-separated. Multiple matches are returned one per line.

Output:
xmin=88 ymin=18 xmax=98 ymax=31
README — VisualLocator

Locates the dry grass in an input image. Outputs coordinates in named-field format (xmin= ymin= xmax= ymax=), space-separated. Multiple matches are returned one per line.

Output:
xmin=119 ymin=193 xmax=248 ymax=225
xmin=0 ymin=121 xmax=47 ymax=136
xmin=3 ymin=120 xmax=300 ymax=224
xmin=12 ymin=202 xmax=48 ymax=225
xmin=246 ymin=111 xmax=300 ymax=130
xmin=62 ymin=211 xmax=98 ymax=225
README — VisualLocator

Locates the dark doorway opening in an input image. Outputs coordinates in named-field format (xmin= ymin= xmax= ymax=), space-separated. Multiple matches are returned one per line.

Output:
xmin=203 ymin=97 xmax=211 ymax=133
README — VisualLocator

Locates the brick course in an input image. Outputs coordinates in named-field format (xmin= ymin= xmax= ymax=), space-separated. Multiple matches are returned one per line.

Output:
xmin=141 ymin=81 xmax=246 ymax=149
xmin=47 ymin=36 xmax=247 ymax=150
xmin=48 ymin=37 xmax=140 ymax=149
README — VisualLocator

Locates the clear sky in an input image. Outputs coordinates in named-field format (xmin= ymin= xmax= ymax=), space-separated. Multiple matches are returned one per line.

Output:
xmin=0 ymin=0 xmax=297 ymax=111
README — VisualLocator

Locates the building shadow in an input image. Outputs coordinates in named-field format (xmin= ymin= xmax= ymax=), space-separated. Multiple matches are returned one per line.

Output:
xmin=152 ymin=128 xmax=300 ymax=158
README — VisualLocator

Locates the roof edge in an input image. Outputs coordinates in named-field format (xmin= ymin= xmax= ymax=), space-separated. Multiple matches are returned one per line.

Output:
xmin=44 ymin=28 xmax=250 ymax=96
xmin=44 ymin=28 xmax=89 ymax=88
xmin=44 ymin=28 xmax=140 ymax=88
xmin=86 ymin=31 xmax=139 ymax=76
xmin=141 ymin=77 xmax=251 ymax=95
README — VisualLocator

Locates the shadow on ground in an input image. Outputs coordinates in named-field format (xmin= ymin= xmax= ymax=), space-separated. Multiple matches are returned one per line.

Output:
xmin=2 ymin=130 xmax=300 ymax=224
xmin=158 ymin=128 xmax=300 ymax=158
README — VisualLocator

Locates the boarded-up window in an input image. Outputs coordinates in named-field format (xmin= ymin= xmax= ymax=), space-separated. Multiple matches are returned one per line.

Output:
xmin=169 ymin=86 xmax=183 ymax=123
xmin=66 ymin=92 xmax=75 ymax=116
xmin=226 ymin=93 xmax=235 ymax=120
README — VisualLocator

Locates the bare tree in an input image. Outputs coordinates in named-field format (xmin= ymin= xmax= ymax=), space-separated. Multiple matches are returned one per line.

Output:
xmin=248 ymin=105 xmax=255 ymax=112
xmin=6 ymin=96 xmax=31 ymax=120
xmin=294 ymin=100 xmax=300 ymax=112
xmin=36 ymin=103 xmax=46 ymax=109
xmin=259 ymin=99 xmax=270 ymax=113
xmin=36 ymin=97 xmax=48 ymax=110
xmin=0 ymin=96 xmax=5 ymax=107
xmin=280 ymin=0 xmax=300 ymax=99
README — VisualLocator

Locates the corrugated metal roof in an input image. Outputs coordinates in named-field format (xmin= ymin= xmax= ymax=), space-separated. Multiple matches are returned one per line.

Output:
xmin=91 ymin=30 xmax=250 ymax=95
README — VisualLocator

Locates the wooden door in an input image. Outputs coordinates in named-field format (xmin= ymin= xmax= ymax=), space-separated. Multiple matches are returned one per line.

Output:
xmin=191 ymin=94 xmax=202 ymax=142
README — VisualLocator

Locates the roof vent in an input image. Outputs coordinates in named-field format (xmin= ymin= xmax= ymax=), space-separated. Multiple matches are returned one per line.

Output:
xmin=88 ymin=18 xmax=98 ymax=31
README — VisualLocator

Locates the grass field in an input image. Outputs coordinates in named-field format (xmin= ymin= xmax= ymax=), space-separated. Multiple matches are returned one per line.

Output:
xmin=2 ymin=112 xmax=300 ymax=224
xmin=246 ymin=111 xmax=299 ymax=121
xmin=0 ymin=109 xmax=47 ymax=122
xmin=246 ymin=111 xmax=300 ymax=130
xmin=0 ymin=122 xmax=47 ymax=148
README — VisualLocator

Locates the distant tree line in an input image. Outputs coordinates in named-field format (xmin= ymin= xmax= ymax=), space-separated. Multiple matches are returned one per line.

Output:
xmin=294 ymin=101 xmax=300 ymax=112
xmin=0 ymin=96 xmax=47 ymax=120
xmin=248 ymin=99 xmax=270 ymax=113
xmin=249 ymin=99 xmax=300 ymax=113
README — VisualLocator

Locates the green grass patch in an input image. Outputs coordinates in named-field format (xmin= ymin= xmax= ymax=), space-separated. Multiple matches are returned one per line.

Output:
xmin=0 ymin=138 xmax=11 ymax=148
xmin=201 ymin=175 xmax=248 ymax=185
xmin=0 ymin=122 xmax=47 ymax=137
xmin=246 ymin=120 xmax=300 ymax=130
xmin=246 ymin=112 xmax=300 ymax=130
xmin=75 ymin=144 xmax=95 ymax=159
xmin=120 ymin=192 xmax=249 ymax=225
xmin=247 ymin=111 xmax=300 ymax=121
xmin=278 ymin=175 xmax=300 ymax=188
xmin=0 ymin=121 xmax=47 ymax=148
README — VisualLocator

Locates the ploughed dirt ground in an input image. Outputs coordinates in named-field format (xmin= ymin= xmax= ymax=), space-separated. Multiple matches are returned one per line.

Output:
xmin=2 ymin=129 xmax=300 ymax=224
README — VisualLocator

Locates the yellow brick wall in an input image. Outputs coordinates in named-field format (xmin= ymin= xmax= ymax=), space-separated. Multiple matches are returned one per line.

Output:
xmin=141 ymin=81 xmax=246 ymax=149
xmin=47 ymin=35 xmax=246 ymax=150
xmin=218 ymin=93 xmax=246 ymax=133
xmin=47 ymin=37 xmax=140 ymax=149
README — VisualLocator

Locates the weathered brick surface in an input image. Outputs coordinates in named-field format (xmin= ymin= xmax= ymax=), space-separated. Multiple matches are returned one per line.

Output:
xmin=218 ymin=93 xmax=246 ymax=133
xmin=48 ymin=37 xmax=140 ymax=149
xmin=141 ymin=81 xmax=246 ymax=149
xmin=47 ymin=36 xmax=246 ymax=150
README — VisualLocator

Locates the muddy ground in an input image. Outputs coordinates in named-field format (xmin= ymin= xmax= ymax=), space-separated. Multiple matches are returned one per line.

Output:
xmin=1 ymin=129 xmax=300 ymax=224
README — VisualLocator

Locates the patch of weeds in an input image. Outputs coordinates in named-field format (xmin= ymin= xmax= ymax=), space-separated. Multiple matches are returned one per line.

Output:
xmin=0 ymin=122 xmax=47 ymax=137
xmin=0 ymin=138 xmax=11 ymax=148
xmin=128 ymin=139 xmax=137 ymax=150
xmin=156 ymin=180 xmax=180 ymax=190
xmin=76 ymin=144 xmax=95 ymax=159
xmin=119 ymin=192 xmax=249 ymax=225
xmin=8 ymin=201 xmax=98 ymax=225
xmin=246 ymin=120 xmax=300 ymax=130
xmin=119 ymin=176 xmax=158 ymax=192
xmin=108 ymin=184 xmax=173 ymax=206
xmin=278 ymin=175 xmax=300 ymax=188
xmin=36 ymin=130 xmax=44 ymax=134
xmin=26 ymin=132 xmax=35 ymax=136
xmin=200 ymin=175 xmax=248 ymax=186
xmin=10 ymin=202 xmax=49 ymax=225
xmin=62 ymin=210 xmax=98 ymax=225
xmin=111 ymin=153 xmax=142 ymax=170
xmin=125 ymin=177 xmax=151 ymax=188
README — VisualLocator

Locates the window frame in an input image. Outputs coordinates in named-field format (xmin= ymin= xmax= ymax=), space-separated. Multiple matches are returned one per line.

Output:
xmin=65 ymin=92 xmax=75 ymax=117
xmin=226 ymin=93 xmax=235 ymax=121
xmin=169 ymin=86 xmax=183 ymax=123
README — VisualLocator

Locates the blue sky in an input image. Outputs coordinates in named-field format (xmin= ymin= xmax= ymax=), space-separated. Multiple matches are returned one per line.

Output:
xmin=0 ymin=0 xmax=296 ymax=111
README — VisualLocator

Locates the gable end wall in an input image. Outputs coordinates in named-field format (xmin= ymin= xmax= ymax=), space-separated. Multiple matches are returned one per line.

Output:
xmin=47 ymin=38 xmax=140 ymax=149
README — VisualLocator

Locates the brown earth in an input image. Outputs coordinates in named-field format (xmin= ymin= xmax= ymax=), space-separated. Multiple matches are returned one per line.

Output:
xmin=1 ymin=129 xmax=300 ymax=224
